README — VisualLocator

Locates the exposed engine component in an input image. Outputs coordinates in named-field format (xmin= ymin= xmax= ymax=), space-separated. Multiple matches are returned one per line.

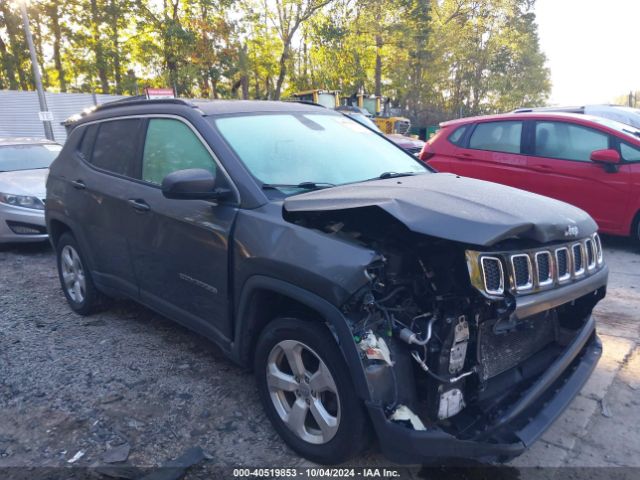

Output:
xmin=438 ymin=388 xmax=465 ymax=420
xmin=449 ymin=316 xmax=469 ymax=374
xmin=287 ymin=207 xmax=600 ymax=435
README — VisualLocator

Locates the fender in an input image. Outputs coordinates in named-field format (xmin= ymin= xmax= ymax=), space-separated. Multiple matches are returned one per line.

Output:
xmin=233 ymin=275 xmax=372 ymax=402
xmin=46 ymin=210 xmax=98 ymax=273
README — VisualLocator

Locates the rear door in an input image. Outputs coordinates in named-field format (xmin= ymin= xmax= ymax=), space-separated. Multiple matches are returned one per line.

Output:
xmin=128 ymin=117 xmax=238 ymax=340
xmin=76 ymin=118 xmax=144 ymax=295
xmin=527 ymin=120 xmax=631 ymax=232
xmin=449 ymin=120 xmax=531 ymax=191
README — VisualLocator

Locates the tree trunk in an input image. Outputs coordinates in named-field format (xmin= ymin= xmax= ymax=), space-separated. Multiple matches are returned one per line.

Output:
xmin=374 ymin=34 xmax=382 ymax=98
xmin=239 ymin=44 xmax=249 ymax=100
xmin=253 ymin=72 xmax=260 ymax=99
xmin=48 ymin=1 xmax=67 ymax=92
xmin=274 ymin=41 xmax=290 ymax=100
xmin=90 ymin=0 xmax=109 ymax=93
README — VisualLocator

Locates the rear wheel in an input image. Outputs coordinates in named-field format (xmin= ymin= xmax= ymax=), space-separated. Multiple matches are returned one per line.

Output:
xmin=56 ymin=232 xmax=107 ymax=315
xmin=633 ymin=213 xmax=640 ymax=244
xmin=255 ymin=318 xmax=369 ymax=464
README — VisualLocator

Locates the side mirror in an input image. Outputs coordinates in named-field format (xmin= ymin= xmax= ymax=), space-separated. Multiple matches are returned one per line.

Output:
xmin=590 ymin=149 xmax=620 ymax=164
xmin=161 ymin=168 xmax=229 ymax=200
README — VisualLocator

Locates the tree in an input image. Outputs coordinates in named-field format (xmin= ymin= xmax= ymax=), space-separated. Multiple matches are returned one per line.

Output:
xmin=427 ymin=0 xmax=549 ymax=120
xmin=0 ymin=0 xmax=551 ymax=128
xmin=271 ymin=0 xmax=334 ymax=99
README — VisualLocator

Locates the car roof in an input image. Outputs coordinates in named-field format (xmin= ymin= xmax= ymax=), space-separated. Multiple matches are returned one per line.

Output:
xmin=0 ymin=137 xmax=60 ymax=147
xmin=68 ymin=98 xmax=333 ymax=127
xmin=192 ymin=99 xmax=330 ymax=115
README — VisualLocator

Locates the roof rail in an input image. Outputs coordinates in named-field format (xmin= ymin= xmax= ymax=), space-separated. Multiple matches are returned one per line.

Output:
xmin=283 ymin=99 xmax=326 ymax=108
xmin=94 ymin=97 xmax=193 ymax=112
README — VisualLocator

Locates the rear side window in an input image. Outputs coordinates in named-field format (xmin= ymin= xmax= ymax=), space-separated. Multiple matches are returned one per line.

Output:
xmin=142 ymin=119 xmax=216 ymax=185
xmin=90 ymin=119 xmax=143 ymax=177
xmin=78 ymin=125 xmax=98 ymax=161
xmin=535 ymin=122 xmax=608 ymax=162
xmin=469 ymin=121 xmax=522 ymax=153
xmin=620 ymin=142 xmax=640 ymax=162
xmin=448 ymin=125 xmax=468 ymax=146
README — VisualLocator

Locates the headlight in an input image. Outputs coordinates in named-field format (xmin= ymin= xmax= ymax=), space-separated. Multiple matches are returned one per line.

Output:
xmin=0 ymin=193 xmax=45 ymax=210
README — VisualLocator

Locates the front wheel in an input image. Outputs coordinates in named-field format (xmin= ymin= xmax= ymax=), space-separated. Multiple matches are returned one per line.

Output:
xmin=254 ymin=318 xmax=369 ymax=464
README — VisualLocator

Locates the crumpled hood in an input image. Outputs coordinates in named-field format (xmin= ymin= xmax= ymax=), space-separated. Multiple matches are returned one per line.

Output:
xmin=284 ymin=173 xmax=598 ymax=247
xmin=0 ymin=169 xmax=48 ymax=198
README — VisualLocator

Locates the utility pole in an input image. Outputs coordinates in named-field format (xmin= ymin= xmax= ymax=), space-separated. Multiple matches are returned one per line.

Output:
xmin=19 ymin=0 xmax=55 ymax=141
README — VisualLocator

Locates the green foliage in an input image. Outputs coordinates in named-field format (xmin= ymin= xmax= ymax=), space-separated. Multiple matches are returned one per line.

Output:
xmin=0 ymin=0 xmax=551 ymax=125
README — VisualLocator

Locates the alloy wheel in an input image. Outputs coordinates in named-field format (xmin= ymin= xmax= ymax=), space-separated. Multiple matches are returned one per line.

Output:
xmin=266 ymin=339 xmax=341 ymax=444
xmin=60 ymin=245 xmax=86 ymax=304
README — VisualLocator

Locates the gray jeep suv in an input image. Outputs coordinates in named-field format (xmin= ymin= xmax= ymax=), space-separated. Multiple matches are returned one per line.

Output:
xmin=46 ymin=99 xmax=608 ymax=464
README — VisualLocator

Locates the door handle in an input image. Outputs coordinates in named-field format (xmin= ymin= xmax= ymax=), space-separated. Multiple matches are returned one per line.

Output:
xmin=71 ymin=179 xmax=86 ymax=190
xmin=128 ymin=199 xmax=150 ymax=212
xmin=533 ymin=164 xmax=553 ymax=172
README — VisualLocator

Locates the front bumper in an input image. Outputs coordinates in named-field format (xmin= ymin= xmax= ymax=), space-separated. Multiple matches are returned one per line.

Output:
xmin=366 ymin=316 xmax=602 ymax=464
xmin=0 ymin=204 xmax=48 ymax=243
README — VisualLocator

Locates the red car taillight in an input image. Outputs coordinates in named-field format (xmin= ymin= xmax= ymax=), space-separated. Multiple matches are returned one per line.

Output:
xmin=419 ymin=143 xmax=435 ymax=162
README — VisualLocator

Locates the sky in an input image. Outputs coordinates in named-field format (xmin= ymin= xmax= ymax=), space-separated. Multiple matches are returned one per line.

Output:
xmin=534 ymin=0 xmax=640 ymax=106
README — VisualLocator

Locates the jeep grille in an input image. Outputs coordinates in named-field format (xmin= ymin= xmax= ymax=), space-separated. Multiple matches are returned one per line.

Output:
xmin=466 ymin=233 xmax=604 ymax=298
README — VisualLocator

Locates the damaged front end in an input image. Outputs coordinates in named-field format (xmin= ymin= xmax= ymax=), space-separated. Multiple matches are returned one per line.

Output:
xmin=285 ymin=205 xmax=607 ymax=463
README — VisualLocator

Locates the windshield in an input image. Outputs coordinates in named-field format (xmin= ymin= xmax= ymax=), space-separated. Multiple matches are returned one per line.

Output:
xmin=0 ymin=144 xmax=62 ymax=172
xmin=591 ymin=117 xmax=640 ymax=140
xmin=211 ymin=113 xmax=427 ymax=190
xmin=345 ymin=112 xmax=383 ymax=133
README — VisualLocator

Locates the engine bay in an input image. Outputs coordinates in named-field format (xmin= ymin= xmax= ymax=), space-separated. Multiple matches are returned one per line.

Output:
xmin=286 ymin=206 xmax=605 ymax=439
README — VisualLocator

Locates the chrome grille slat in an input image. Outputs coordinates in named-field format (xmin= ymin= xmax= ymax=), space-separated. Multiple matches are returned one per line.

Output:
xmin=510 ymin=254 xmax=532 ymax=291
xmin=535 ymin=251 xmax=553 ymax=286
xmin=585 ymin=239 xmax=596 ymax=270
xmin=572 ymin=243 xmax=584 ymax=276
xmin=594 ymin=233 xmax=604 ymax=265
xmin=481 ymin=257 xmax=504 ymax=295
xmin=555 ymin=247 xmax=570 ymax=282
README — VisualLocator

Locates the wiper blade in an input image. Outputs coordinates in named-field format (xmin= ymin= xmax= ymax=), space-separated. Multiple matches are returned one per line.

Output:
xmin=262 ymin=181 xmax=336 ymax=190
xmin=376 ymin=171 xmax=419 ymax=180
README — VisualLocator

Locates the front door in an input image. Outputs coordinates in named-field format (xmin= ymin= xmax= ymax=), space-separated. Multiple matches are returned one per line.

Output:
xmin=129 ymin=117 xmax=238 ymax=340
xmin=527 ymin=120 xmax=631 ymax=233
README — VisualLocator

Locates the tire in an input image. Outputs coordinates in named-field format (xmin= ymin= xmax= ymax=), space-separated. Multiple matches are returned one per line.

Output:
xmin=56 ymin=232 xmax=107 ymax=315
xmin=633 ymin=213 xmax=640 ymax=245
xmin=254 ymin=317 xmax=369 ymax=464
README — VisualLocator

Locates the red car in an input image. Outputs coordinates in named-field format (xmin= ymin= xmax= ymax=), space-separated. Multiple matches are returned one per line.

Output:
xmin=420 ymin=112 xmax=640 ymax=242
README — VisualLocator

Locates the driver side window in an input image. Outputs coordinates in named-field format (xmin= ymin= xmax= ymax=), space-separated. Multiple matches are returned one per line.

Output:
xmin=142 ymin=118 xmax=216 ymax=185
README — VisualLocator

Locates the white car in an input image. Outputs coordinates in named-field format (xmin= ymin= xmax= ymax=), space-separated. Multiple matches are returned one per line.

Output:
xmin=0 ymin=137 xmax=62 ymax=243
xmin=514 ymin=105 xmax=640 ymax=129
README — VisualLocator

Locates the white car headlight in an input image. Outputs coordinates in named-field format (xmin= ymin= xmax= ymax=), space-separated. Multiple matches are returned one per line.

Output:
xmin=0 ymin=192 xmax=45 ymax=210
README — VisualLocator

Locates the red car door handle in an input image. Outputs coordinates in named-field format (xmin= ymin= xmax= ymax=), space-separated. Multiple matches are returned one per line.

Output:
xmin=533 ymin=164 xmax=553 ymax=171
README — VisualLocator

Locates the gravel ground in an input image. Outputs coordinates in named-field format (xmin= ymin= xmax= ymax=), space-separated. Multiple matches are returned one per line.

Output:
xmin=0 ymin=242 xmax=302 ymax=478
xmin=1 ymin=237 xmax=639 ymax=480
